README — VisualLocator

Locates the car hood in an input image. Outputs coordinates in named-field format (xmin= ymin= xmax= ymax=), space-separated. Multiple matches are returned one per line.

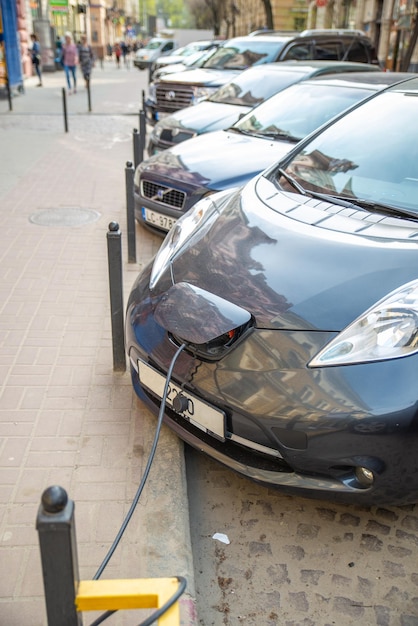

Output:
xmin=166 ymin=101 xmax=251 ymax=134
xmin=136 ymin=49 xmax=156 ymax=59
xmin=170 ymin=176 xmax=418 ymax=332
xmin=159 ymin=67 xmax=241 ymax=87
xmin=141 ymin=130 xmax=294 ymax=191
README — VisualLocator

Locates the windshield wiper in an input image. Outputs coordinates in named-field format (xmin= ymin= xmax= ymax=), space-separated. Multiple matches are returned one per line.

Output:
xmin=278 ymin=171 xmax=368 ymax=210
xmin=277 ymin=168 xmax=310 ymax=195
xmin=347 ymin=197 xmax=418 ymax=222
xmin=227 ymin=126 xmax=255 ymax=136
xmin=260 ymin=130 xmax=301 ymax=142
xmin=277 ymin=172 xmax=418 ymax=222
xmin=309 ymin=191 xmax=418 ymax=221
xmin=223 ymin=65 xmax=248 ymax=70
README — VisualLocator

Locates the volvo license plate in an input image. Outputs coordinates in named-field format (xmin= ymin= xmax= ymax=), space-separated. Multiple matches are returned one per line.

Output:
xmin=141 ymin=207 xmax=177 ymax=232
xmin=138 ymin=359 xmax=225 ymax=441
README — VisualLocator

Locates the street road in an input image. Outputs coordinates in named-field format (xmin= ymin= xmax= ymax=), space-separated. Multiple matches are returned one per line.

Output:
xmin=186 ymin=446 xmax=418 ymax=625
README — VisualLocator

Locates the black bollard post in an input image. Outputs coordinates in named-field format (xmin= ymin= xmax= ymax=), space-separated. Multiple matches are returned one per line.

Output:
xmin=132 ymin=128 xmax=141 ymax=169
xmin=139 ymin=108 xmax=146 ymax=157
xmin=6 ymin=76 xmax=12 ymax=111
xmin=36 ymin=486 xmax=82 ymax=626
xmin=107 ymin=222 xmax=126 ymax=371
xmin=62 ymin=87 xmax=69 ymax=133
xmin=142 ymin=89 xmax=146 ymax=111
xmin=125 ymin=161 xmax=136 ymax=264
xmin=86 ymin=79 xmax=92 ymax=112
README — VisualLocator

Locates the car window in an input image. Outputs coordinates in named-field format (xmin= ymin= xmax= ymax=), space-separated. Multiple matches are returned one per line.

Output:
xmin=277 ymin=83 xmax=418 ymax=213
xmin=343 ymin=41 xmax=369 ymax=63
xmin=162 ymin=42 xmax=174 ymax=52
xmin=146 ymin=40 xmax=164 ymax=50
xmin=282 ymin=43 xmax=312 ymax=61
xmin=203 ymin=40 xmax=287 ymax=70
xmin=313 ymin=42 xmax=343 ymax=60
xmin=234 ymin=82 xmax=376 ymax=142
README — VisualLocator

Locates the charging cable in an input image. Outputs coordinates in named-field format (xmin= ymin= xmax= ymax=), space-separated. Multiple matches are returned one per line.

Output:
xmin=89 ymin=342 xmax=187 ymax=625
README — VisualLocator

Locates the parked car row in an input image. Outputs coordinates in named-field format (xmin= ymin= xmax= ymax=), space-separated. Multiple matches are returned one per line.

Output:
xmin=136 ymin=70 xmax=407 ymax=234
xmin=126 ymin=48 xmax=418 ymax=505
xmin=144 ymin=30 xmax=381 ymax=124
xmin=147 ymin=60 xmax=381 ymax=155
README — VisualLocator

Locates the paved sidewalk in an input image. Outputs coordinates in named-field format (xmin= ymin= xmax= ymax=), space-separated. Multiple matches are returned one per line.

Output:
xmin=0 ymin=63 xmax=197 ymax=625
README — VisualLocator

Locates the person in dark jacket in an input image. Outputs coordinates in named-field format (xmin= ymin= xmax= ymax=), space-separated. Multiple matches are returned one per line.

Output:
xmin=78 ymin=35 xmax=94 ymax=87
xmin=30 ymin=33 xmax=42 ymax=87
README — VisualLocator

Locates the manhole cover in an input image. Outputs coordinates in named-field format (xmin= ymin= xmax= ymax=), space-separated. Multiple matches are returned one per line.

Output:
xmin=29 ymin=207 xmax=101 ymax=227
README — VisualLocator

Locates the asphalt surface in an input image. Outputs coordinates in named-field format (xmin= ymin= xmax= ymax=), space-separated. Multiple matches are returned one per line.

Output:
xmin=0 ymin=61 xmax=197 ymax=625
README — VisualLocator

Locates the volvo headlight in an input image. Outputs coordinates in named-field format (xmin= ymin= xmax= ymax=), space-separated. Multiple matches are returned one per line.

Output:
xmin=309 ymin=279 xmax=418 ymax=367
xmin=149 ymin=189 xmax=237 ymax=291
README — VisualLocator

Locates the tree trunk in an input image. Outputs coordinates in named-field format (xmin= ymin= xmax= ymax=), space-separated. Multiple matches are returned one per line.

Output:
xmin=260 ymin=0 xmax=274 ymax=30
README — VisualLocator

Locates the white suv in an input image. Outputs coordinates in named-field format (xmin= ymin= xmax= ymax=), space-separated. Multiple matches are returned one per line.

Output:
xmin=134 ymin=38 xmax=178 ymax=70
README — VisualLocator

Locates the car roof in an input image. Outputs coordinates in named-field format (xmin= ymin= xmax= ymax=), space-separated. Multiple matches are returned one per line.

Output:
xmin=222 ymin=35 xmax=294 ymax=44
xmin=304 ymin=71 xmax=415 ymax=88
xmin=236 ymin=60 xmax=381 ymax=75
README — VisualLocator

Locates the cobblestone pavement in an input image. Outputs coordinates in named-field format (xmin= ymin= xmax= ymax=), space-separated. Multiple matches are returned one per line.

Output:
xmin=0 ymin=65 xmax=197 ymax=625
xmin=187 ymin=449 xmax=418 ymax=626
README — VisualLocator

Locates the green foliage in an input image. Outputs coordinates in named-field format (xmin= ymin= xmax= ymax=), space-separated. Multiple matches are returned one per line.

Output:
xmin=157 ymin=0 xmax=197 ymax=28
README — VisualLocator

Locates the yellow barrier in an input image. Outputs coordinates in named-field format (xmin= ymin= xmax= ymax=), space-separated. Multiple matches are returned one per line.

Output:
xmin=76 ymin=577 xmax=180 ymax=625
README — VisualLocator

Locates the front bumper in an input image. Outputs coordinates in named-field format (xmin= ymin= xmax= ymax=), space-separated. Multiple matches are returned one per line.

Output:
xmin=125 ymin=268 xmax=418 ymax=506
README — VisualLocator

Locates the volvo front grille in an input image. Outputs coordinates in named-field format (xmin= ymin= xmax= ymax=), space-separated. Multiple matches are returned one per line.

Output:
xmin=156 ymin=83 xmax=194 ymax=112
xmin=141 ymin=180 xmax=186 ymax=209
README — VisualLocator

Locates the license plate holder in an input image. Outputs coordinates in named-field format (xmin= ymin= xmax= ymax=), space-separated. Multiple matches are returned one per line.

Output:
xmin=141 ymin=207 xmax=177 ymax=232
xmin=138 ymin=359 xmax=225 ymax=441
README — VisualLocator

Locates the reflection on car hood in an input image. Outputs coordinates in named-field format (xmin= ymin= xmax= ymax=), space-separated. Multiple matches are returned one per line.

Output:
xmin=159 ymin=67 xmax=241 ymax=87
xmin=141 ymin=130 xmax=292 ymax=191
xmin=165 ymin=101 xmax=251 ymax=134
xmin=171 ymin=177 xmax=418 ymax=332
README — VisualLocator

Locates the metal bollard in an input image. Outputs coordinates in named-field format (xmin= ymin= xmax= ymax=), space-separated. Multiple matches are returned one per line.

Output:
xmin=125 ymin=161 xmax=136 ymax=264
xmin=139 ymin=108 xmax=147 ymax=153
xmin=107 ymin=222 xmax=126 ymax=371
xmin=86 ymin=79 xmax=92 ymax=112
xmin=132 ymin=128 xmax=143 ymax=169
xmin=36 ymin=486 xmax=82 ymax=626
xmin=62 ymin=87 xmax=69 ymax=133
xmin=142 ymin=89 xmax=146 ymax=111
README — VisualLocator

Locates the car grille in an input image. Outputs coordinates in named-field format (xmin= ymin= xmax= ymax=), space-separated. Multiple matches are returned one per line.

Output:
xmin=156 ymin=83 xmax=194 ymax=112
xmin=141 ymin=180 xmax=186 ymax=209
xmin=159 ymin=127 xmax=197 ymax=145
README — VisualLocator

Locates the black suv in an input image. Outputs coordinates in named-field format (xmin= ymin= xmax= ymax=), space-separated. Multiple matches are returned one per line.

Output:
xmin=146 ymin=29 xmax=379 ymax=124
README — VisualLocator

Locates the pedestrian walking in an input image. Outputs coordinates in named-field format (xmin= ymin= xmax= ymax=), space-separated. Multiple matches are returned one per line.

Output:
xmin=62 ymin=32 xmax=78 ymax=94
xmin=30 ymin=33 xmax=42 ymax=87
xmin=114 ymin=42 xmax=121 ymax=68
xmin=78 ymin=34 xmax=94 ymax=88
xmin=54 ymin=35 xmax=63 ymax=69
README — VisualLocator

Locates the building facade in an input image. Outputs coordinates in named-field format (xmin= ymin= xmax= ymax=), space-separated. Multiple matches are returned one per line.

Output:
xmin=228 ymin=0 xmax=418 ymax=69
xmin=3 ymin=0 xmax=418 ymax=82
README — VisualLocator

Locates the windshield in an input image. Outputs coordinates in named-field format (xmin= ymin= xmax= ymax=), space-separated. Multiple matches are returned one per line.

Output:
xmin=146 ymin=40 xmax=167 ymax=50
xmin=209 ymin=68 xmax=308 ymax=106
xmin=202 ymin=39 xmax=286 ymax=70
xmin=233 ymin=81 xmax=376 ymax=141
xmin=274 ymin=80 xmax=418 ymax=213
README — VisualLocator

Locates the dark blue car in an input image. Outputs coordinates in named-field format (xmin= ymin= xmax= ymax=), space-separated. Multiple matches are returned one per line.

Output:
xmin=126 ymin=75 xmax=418 ymax=505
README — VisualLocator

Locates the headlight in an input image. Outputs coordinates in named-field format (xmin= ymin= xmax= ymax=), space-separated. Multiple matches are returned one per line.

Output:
xmin=151 ymin=124 xmax=163 ymax=139
xmin=309 ymin=279 xmax=418 ymax=367
xmin=149 ymin=189 xmax=236 ymax=291
xmin=191 ymin=86 xmax=218 ymax=104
